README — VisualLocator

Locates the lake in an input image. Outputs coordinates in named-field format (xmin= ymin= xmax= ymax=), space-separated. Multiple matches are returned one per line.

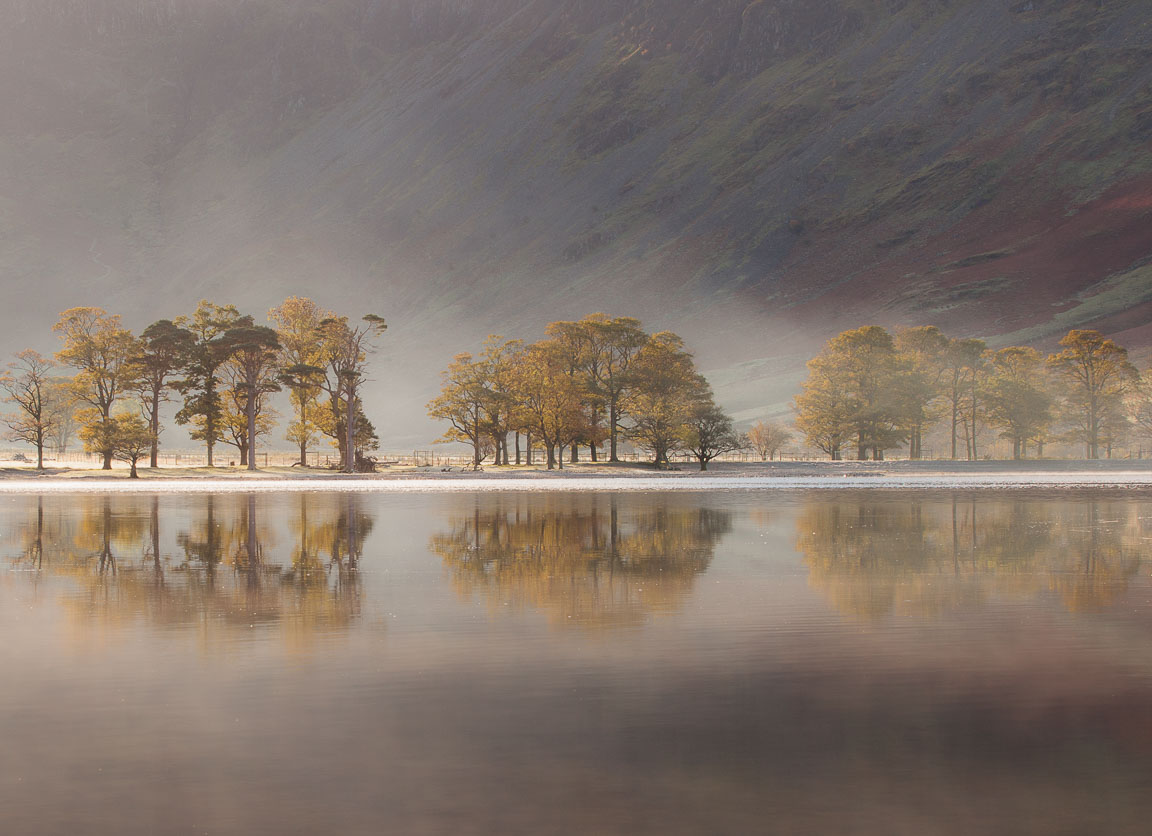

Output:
xmin=2 ymin=488 xmax=1151 ymax=834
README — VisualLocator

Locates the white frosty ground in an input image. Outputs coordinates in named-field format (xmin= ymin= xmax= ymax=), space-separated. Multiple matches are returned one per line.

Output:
xmin=2 ymin=474 xmax=1152 ymax=493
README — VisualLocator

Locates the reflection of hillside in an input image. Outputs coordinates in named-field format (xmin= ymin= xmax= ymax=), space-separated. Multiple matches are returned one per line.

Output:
xmin=430 ymin=496 xmax=730 ymax=630
xmin=6 ymin=494 xmax=373 ymax=653
xmin=798 ymin=498 xmax=1144 ymax=620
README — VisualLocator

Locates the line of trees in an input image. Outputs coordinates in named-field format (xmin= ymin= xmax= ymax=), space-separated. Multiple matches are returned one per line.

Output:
xmin=795 ymin=326 xmax=1146 ymax=460
xmin=0 ymin=299 xmax=385 ymax=475
xmin=427 ymin=314 xmax=744 ymax=470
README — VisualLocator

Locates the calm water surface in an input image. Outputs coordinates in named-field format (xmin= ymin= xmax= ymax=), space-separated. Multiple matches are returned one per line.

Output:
xmin=2 ymin=489 xmax=1152 ymax=835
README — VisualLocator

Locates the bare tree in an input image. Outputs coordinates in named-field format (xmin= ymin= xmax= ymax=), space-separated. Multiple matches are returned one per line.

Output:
xmin=1 ymin=350 xmax=60 ymax=469
xmin=748 ymin=421 xmax=793 ymax=461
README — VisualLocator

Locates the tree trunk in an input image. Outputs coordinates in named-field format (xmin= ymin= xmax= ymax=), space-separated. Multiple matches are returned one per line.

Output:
xmin=102 ymin=450 xmax=113 ymax=470
xmin=970 ymin=397 xmax=978 ymax=461
xmin=590 ymin=443 xmax=598 ymax=463
xmin=515 ymin=432 xmax=521 ymax=466
xmin=298 ymin=397 xmax=310 ymax=466
xmin=129 ymin=459 xmax=138 ymax=478
xmin=609 ymin=402 xmax=620 ymax=462
xmin=344 ymin=387 xmax=356 ymax=473
xmin=699 ymin=457 xmax=708 ymax=471
xmin=546 ymin=444 xmax=555 ymax=470
xmin=149 ymin=391 xmax=161 ymax=468
xmin=950 ymin=395 xmax=959 ymax=460
xmin=207 ymin=440 xmax=215 ymax=468
xmin=570 ymin=445 xmax=579 ymax=464
xmin=857 ymin=430 xmax=867 ymax=461
xmin=1088 ymin=396 xmax=1099 ymax=460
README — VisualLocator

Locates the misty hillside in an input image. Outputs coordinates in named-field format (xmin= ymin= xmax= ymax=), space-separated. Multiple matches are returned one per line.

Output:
xmin=1 ymin=0 xmax=1151 ymax=441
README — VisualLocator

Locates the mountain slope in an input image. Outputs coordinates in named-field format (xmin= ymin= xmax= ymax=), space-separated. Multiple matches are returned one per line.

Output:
xmin=1 ymin=0 xmax=1150 ymax=439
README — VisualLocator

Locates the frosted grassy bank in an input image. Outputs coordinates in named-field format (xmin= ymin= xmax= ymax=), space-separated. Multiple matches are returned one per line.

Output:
xmin=3 ymin=469 xmax=1152 ymax=494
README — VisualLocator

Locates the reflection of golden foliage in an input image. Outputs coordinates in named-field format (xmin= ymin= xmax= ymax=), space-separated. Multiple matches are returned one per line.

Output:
xmin=748 ymin=509 xmax=774 ymax=530
xmin=798 ymin=498 xmax=1144 ymax=621
xmin=5 ymin=493 xmax=374 ymax=655
xmin=430 ymin=495 xmax=731 ymax=630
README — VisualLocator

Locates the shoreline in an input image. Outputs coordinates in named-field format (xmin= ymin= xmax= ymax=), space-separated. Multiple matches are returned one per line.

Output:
xmin=3 ymin=460 xmax=1152 ymax=492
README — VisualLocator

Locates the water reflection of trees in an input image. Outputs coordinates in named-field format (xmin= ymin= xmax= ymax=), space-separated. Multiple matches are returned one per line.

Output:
xmin=430 ymin=495 xmax=731 ymax=629
xmin=7 ymin=493 xmax=373 ymax=651
xmin=797 ymin=497 xmax=1145 ymax=620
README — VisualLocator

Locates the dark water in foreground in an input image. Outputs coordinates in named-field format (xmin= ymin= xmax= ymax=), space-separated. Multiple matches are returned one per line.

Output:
xmin=2 ymin=489 xmax=1152 ymax=835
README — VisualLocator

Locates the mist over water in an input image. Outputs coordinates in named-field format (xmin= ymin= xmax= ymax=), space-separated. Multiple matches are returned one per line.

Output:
xmin=3 ymin=489 xmax=1152 ymax=834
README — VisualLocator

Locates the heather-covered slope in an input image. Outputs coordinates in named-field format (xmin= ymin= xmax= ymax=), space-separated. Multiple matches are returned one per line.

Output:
xmin=1 ymin=0 xmax=1150 ymax=439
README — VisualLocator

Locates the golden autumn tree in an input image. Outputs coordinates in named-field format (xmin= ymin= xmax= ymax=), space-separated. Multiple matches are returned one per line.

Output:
xmin=894 ymin=326 xmax=949 ymax=460
xmin=544 ymin=318 xmax=606 ymax=463
xmin=794 ymin=354 xmax=854 ymax=460
xmin=269 ymin=297 xmax=332 ymax=466
xmin=510 ymin=340 xmax=585 ymax=470
xmin=982 ymin=346 xmax=1052 ymax=459
xmin=622 ymin=332 xmax=700 ymax=467
xmin=940 ymin=337 xmax=987 ymax=460
xmin=582 ymin=314 xmax=650 ymax=462
xmin=1125 ymin=369 xmax=1152 ymax=450
xmin=794 ymin=326 xmax=910 ymax=461
xmin=108 ymin=413 xmax=154 ymax=478
xmin=544 ymin=313 xmax=649 ymax=462
xmin=479 ymin=336 xmax=525 ymax=466
xmin=53 ymin=307 xmax=139 ymax=469
xmin=427 ymin=350 xmax=495 ymax=469
xmin=1047 ymin=330 xmax=1137 ymax=459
